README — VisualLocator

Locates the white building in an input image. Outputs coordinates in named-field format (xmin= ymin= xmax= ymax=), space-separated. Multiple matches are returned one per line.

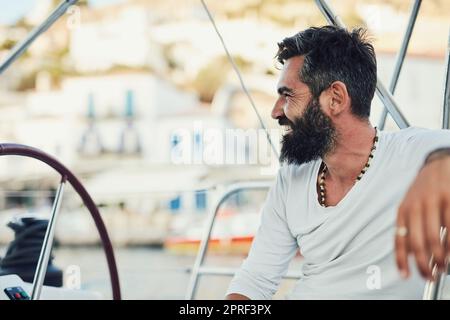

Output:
xmin=70 ymin=6 xmax=167 ymax=74
xmin=17 ymin=72 xmax=199 ymax=164
xmin=152 ymin=18 xmax=290 ymax=79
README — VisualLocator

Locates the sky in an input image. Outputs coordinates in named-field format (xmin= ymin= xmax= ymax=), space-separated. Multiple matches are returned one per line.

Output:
xmin=0 ymin=0 xmax=125 ymax=25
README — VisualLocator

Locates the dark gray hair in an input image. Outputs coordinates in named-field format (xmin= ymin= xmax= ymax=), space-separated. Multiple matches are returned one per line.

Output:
xmin=276 ymin=25 xmax=377 ymax=118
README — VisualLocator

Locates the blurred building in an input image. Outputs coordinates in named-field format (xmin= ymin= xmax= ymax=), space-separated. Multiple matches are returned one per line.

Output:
xmin=70 ymin=6 xmax=167 ymax=74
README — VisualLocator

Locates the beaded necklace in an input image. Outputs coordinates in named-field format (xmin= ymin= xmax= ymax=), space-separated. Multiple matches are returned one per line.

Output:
xmin=318 ymin=127 xmax=379 ymax=207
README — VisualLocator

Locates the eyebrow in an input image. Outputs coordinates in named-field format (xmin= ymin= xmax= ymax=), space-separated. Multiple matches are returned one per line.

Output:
xmin=277 ymin=86 xmax=293 ymax=96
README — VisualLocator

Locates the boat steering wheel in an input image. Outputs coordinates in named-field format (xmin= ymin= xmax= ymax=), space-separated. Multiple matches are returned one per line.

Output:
xmin=0 ymin=143 xmax=121 ymax=300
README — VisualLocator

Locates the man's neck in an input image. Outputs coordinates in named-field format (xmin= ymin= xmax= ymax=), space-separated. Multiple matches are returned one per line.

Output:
xmin=323 ymin=121 xmax=376 ymax=186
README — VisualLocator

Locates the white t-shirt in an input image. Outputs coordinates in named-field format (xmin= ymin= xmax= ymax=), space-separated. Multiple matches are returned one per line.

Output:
xmin=226 ymin=127 xmax=450 ymax=300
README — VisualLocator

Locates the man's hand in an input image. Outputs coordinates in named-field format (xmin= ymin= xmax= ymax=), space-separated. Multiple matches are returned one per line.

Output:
xmin=396 ymin=153 xmax=450 ymax=280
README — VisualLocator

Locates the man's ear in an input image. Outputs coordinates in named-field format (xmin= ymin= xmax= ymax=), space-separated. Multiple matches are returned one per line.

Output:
xmin=321 ymin=81 xmax=350 ymax=116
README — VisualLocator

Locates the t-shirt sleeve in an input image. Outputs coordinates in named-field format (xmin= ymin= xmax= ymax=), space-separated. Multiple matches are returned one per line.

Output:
xmin=399 ymin=127 xmax=450 ymax=169
xmin=225 ymin=168 xmax=299 ymax=300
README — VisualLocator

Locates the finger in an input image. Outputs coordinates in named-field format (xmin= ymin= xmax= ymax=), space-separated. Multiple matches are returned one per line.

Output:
xmin=423 ymin=198 xmax=446 ymax=270
xmin=395 ymin=206 xmax=409 ymax=278
xmin=409 ymin=204 xmax=433 ymax=280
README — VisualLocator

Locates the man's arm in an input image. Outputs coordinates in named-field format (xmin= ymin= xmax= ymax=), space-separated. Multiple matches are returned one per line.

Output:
xmin=396 ymin=147 xmax=450 ymax=280
xmin=224 ymin=168 xmax=298 ymax=300
xmin=423 ymin=147 xmax=450 ymax=165
xmin=225 ymin=293 xmax=250 ymax=300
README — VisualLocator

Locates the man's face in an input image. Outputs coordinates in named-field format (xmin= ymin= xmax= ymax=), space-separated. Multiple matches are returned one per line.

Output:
xmin=272 ymin=56 xmax=337 ymax=165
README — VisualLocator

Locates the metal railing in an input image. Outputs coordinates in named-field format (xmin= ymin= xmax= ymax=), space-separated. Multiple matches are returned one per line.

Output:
xmin=441 ymin=29 xmax=450 ymax=130
xmin=0 ymin=0 xmax=79 ymax=75
xmin=185 ymin=181 xmax=303 ymax=300
xmin=422 ymin=228 xmax=449 ymax=300
xmin=315 ymin=0 xmax=410 ymax=129
xmin=377 ymin=0 xmax=422 ymax=130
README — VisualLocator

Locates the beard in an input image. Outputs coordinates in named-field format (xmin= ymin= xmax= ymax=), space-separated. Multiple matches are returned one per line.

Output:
xmin=279 ymin=98 xmax=337 ymax=166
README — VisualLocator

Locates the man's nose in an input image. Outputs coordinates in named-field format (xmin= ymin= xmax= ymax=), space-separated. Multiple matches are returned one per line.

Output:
xmin=271 ymin=99 xmax=285 ymax=120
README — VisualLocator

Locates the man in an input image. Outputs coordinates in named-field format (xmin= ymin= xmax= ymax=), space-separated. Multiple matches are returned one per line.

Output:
xmin=225 ymin=26 xmax=450 ymax=300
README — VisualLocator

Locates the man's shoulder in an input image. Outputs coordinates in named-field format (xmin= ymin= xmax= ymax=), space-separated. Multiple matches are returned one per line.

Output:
xmin=381 ymin=127 xmax=450 ymax=162
xmin=382 ymin=126 xmax=448 ymax=145
xmin=385 ymin=126 xmax=429 ymax=139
